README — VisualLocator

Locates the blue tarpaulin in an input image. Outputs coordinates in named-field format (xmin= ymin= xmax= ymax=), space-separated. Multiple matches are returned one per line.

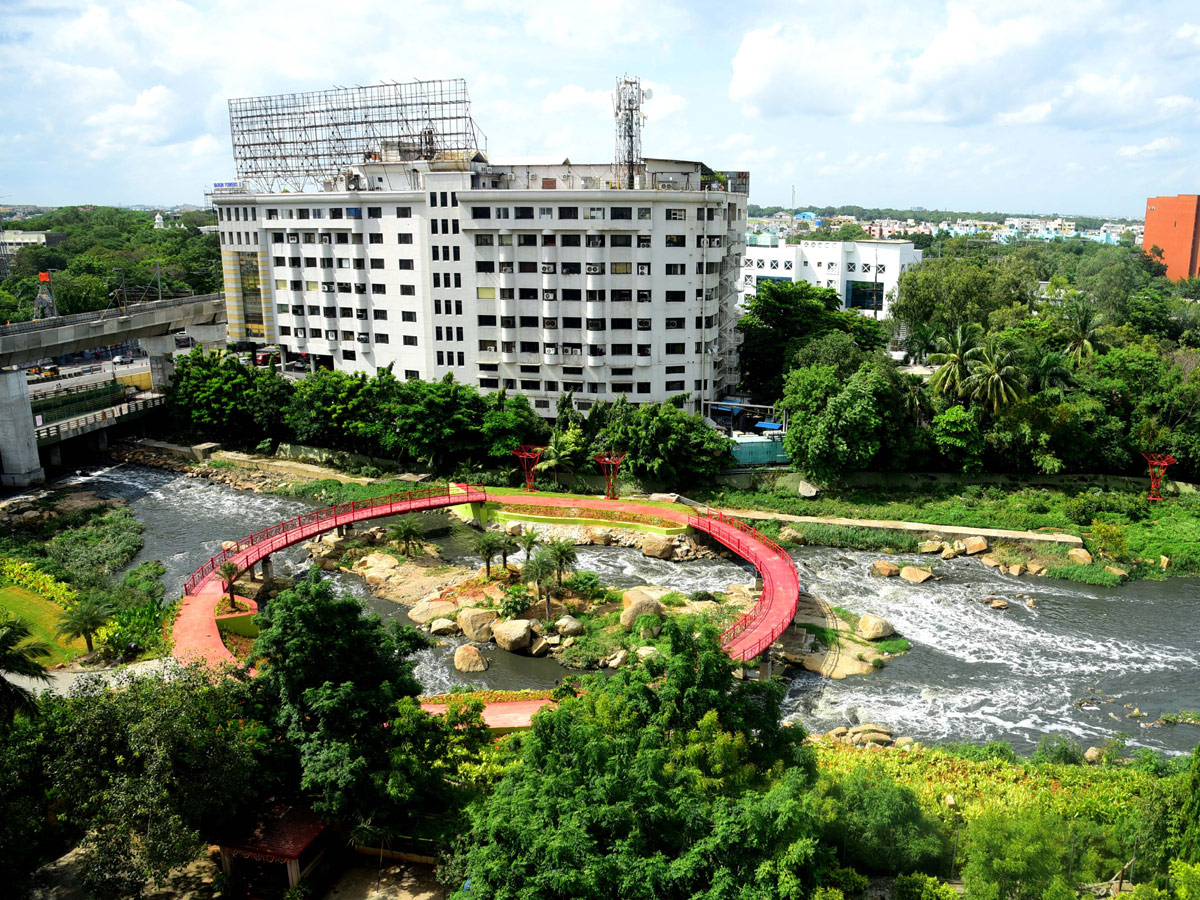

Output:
xmin=755 ymin=421 xmax=782 ymax=430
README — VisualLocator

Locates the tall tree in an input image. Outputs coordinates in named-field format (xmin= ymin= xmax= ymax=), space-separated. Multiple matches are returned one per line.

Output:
xmin=472 ymin=531 xmax=504 ymax=579
xmin=522 ymin=551 xmax=556 ymax=619
xmin=964 ymin=340 xmax=1027 ymax=413
xmin=1061 ymin=301 xmax=1104 ymax=364
xmin=543 ymin=538 xmax=578 ymax=588
xmin=56 ymin=596 xmax=114 ymax=655
xmin=927 ymin=324 xmax=983 ymax=399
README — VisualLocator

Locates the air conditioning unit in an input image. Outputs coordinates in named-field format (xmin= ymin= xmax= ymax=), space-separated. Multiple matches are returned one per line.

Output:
xmin=541 ymin=264 xmax=555 ymax=274
xmin=357 ymin=334 xmax=370 ymax=343
xmin=586 ymin=264 xmax=603 ymax=275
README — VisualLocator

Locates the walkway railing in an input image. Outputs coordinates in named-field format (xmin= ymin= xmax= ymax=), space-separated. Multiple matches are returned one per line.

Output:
xmin=34 ymin=395 xmax=165 ymax=444
xmin=182 ymin=484 xmax=486 ymax=595
xmin=688 ymin=508 xmax=799 ymax=662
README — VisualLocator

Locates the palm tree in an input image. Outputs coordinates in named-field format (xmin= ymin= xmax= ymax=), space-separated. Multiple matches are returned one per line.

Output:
xmin=56 ymin=596 xmax=114 ymax=655
xmin=523 ymin=550 xmax=556 ymax=619
xmin=388 ymin=517 xmax=424 ymax=557
xmin=902 ymin=322 xmax=939 ymax=364
xmin=900 ymin=373 xmax=933 ymax=426
xmin=473 ymin=532 xmax=504 ymax=579
xmin=518 ymin=529 xmax=540 ymax=562
xmin=536 ymin=429 xmax=585 ymax=485
xmin=544 ymin=538 xmax=578 ymax=588
xmin=0 ymin=615 xmax=50 ymax=723
xmin=498 ymin=535 xmax=519 ymax=572
xmin=1024 ymin=349 xmax=1072 ymax=393
xmin=1062 ymin=301 xmax=1104 ymax=364
xmin=217 ymin=561 xmax=241 ymax=611
xmin=964 ymin=340 xmax=1026 ymax=414
xmin=927 ymin=324 xmax=983 ymax=398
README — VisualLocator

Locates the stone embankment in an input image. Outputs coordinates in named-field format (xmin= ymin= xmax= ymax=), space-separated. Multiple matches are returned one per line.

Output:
xmin=493 ymin=518 xmax=729 ymax=563
xmin=813 ymin=723 xmax=922 ymax=751
xmin=0 ymin=488 xmax=124 ymax=528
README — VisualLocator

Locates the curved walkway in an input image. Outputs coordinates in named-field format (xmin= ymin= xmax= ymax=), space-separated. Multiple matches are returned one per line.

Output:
xmin=173 ymin=485 xmax=486 ymax=668
xmin=173 ymin=487 xmax=799 ymax=671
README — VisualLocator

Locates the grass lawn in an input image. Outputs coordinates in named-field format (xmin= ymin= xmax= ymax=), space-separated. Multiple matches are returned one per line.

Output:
xmin=0 ymin=583 xmax=84 ymax=665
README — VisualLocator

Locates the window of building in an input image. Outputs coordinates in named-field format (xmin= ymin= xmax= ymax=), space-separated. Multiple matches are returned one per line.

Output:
xmin=665 ymin=290 xmax=685 ymax=302
xmin=475 ymin=261 xmax=495 ymax=273
xmin=586 ymin=290 xmax=606 ymax=303
xmin=495 ymin=207 xmax=510 ymax=219
xmin=611 ymin=262 xmax=632 ymax=275
xmin=665 ymin=343 xmax=684 ymax=354
xmin=665 ymin=234 xmax=686 ymax=247
xmin=279 ymin=326 xmax=292 ymax=336
xmin=514 ymin=206 xmax=534 ymax=220
xmin=367 ymin=207 xmax=381 ymax=219
xmin=518 ymin=261 xmax=537 ymax=273
xmin=665 ymin=208 xmax=685 ymax=221
xmin=520 ymin=341 xmax=539 ymax=353
xmin=586 ymin=234 xmax=606 ymax=248
xmin=369 ymin=258 xmax=384 ymax=270
xmin=665 ymin=317 xmax=684 ymax=329
xmin=665 ymin=380 xmax=685 ymax=391
xmin=400 ymin=284 xmax=415 ymax=295
xmin=479 ymin=339 xmax=497 ymax=351
xmin=611 ymin=344 xmax=632 ymax=356
xmin=477 ymin=286 xmax=495 ymax=299
xmin=402 ymin=335 xmax=417 ymax=346
xmin=519 ymin=315 xmax=539 ymax=328
xmin=562 ymin=289 xmax=582 ymax=302
xmin=666 ymin=365 xmax=685 ymax=374
xmin=558 ymin=206 xmax=578 ymax=219
xmin=585 ymin=207 xmax=605 ymax=220
xmin=610 ymin=234 xmax=632 ymax=248
xmin=402 ymin=311 xmax=416 ymax=322
xmin=563 ymin=316 xmax=582 ymax=329
xmin=610 ymin=317 xmax=632 ymax=330
xmin=471 ymin=207 xmax=491 ymax=219
xmin=560 ymin=234 xmax=582 ymax=247
xmin=517 ymin=234 xmax=537 ymax=247
xmin=586 ymin=318 xmax=605 ymax=330
xmin=561 ymin=262 xmax=582 ymax=275
xmin=500 ymin=316 xmax=516 ymax=328
xmin=665 ymin=263 xmax=685 ymax=275
xmin=475 ymin=234 xmax=494 ymax=246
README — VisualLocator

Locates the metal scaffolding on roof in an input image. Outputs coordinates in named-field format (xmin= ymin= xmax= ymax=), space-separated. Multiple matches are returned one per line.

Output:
xmin=227 ymin=79 xmax=487 ymax=193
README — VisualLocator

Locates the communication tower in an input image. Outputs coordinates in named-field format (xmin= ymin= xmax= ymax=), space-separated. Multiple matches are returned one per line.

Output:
xmin=613 ymin=76 xmax=649 ymax=190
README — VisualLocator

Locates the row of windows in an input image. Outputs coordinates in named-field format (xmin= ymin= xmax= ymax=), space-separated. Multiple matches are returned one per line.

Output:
xmin=221 ymin=232 xmax=258 ymax=246
xmin=476 ymin=341 xmax=690 ymax=357
xmin=476 ymin=315 xmax=710 ymax=331
xmin=435 ymin=326 xmax=464 ymax=342
xmin=471 ymin=233 xmax=721 ymax=249
xmin=278 ymin=304 xmax=409 ymax=321
xmin=220 ymin=206 xmax=257 ymax=222
xmin=278 ymin=326 xmax=393 ymax=343
xmin=271 ymin=231 xmax=417 ymax=245
xmin=476 ymin=378 xmax=699 ymax=394
xmin=475 ymin=287 xmax=696 ymax=302
xmin=470 ymin=206 xmax=724 ymax=222
xmin=273 ymin=280 xmax=408 ymax=296
xmin=475 ymin=260 xmax=710 ymax=276
xmin=746 ymin=257 xmax=886 ymax=273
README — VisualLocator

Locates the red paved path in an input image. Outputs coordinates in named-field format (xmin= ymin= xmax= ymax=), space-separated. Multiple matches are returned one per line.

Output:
xmin=173 ymin=487 xmax=798 ymax=681
xmin=419 ymin=698 xmax=553 ymax=732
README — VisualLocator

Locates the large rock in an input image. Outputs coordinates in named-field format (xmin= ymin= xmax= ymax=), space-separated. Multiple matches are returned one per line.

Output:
xmin=640 ymin=533 xmax=675 ymax=560
xmin=635 ymin=645 xmax=661 ymax=662
xmin=1068 ymin=547 xmax=1093 ymax=565
xmin=620 ymin=597 xmax=664 ymax=631
xmin=963 ymin=536 xmax=988 ymax=555
xmin=647 ymin=493 xmax=677 ymax=503
xmin=505 ymin=521 xmax=523 ymax=536
xmin=979 ymin=554 xmax=1001 ymax=568
xmin=869 ymin=560 xmax=900 ymax=577
xmin=454 ymin=644 xmax=488 ymax=673
xmin=1104 ymin=565 xmax=1129 ymax=581
xmin=555 ymin=614 xmax=585 ymax=637
xmin=796 ymin=480 xmax=820 ymax=498
xmin=355 ymin=551 xmax=400 ymax=572
xmin=529 ymin=636 xmax=551 ymax=657
xmin=917 ymin=540 xmax=943 ymax=553
xmin=899 ymin=566 xmax=933 ymax=584
xmin=779 ymin=526 xmax=806 ymax=545
xmin=1160 ymin=555 xmax=1171 ymax=570
xmin=856 ymin=614 xmax=895 ymax=640
xmin=1027 ymin=562 xmax=1047 ymax=576
xmin=940 ymin=547 xmax=959 ymax=560
xmin=429 ymin=618 xmax=459 ymax=636
xmin=457 ymin=607 xmax=499 ymax=642
xmin=1084 ymin=746 xmax=1103 ymax=765
xmin=586 ymin=528 xmax=613 ymax=545
xmin=606 ymin=649 xmax=628 ymax=669
xmin=492 ymin=619 xmax=533 ymax=652
xmin=409 ymin=598 xmax=458 ymax=624
xmin=1006 ymin=563 xmax=1025 ymax=577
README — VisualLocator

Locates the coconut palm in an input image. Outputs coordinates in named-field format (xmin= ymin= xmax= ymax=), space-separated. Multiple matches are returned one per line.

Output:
xmin=536 ymin=428 xmax=586 ymax=485
xmin=523 ymin=550 xmax=557 ymax=619
xmin=56 ymin=595 xmax=114 ymax=655
xmin=473 ymin=531 xmax=504 ymax=579
xmin=498 ymin=535 xmax=519 ymax=572
xmin=1062 ymin=301 xmax=1104 ymax=364
xmin=0 ymin=615 xmax=50 ymax=723
xmin=388 ymin=517 xmax=424 ymax=557
xmin=518 ymin=529 xmax=540 ymax=562
xmin=1024 ymin=349 xmax=1073 ymax=393
xmin=900 ymin=373 xmax=934 ymax=426
xmin=544 ymin=538 xmax=578 ymax=588
xmin=964 ymin=340 xmax=1027 ymax=414
xmin=927 ymin=324 xmax=983 ymax=398
xmin=217 ymin=561 xmax=242 ymax=611
xmin=902 ymin=322 xmax=940 ymax=365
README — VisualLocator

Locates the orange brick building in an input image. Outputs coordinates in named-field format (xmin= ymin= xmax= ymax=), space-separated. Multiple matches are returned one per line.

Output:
xmin=1144 ymin=194 xmax=1200 ymax=281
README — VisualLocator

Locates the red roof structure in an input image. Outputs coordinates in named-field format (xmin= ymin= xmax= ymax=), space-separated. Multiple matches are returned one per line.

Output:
xmin=223 ymin=802 xmax=326 ymax=863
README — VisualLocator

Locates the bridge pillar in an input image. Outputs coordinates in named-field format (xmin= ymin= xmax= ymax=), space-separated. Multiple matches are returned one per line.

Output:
xmin=261 ymin=555 xmax=274 ymax=581
xmin=142 ymin=335 xmax=178 ymax=392
xmin=758 ymin=656 xmax=772 ymax=681
xmin=754 ymin=570 xmax=763 ymax=591
xmin=48 ymin=445 xmax=62 ymax=468
xmin=0 ymin=370 xmax=45 ymax=487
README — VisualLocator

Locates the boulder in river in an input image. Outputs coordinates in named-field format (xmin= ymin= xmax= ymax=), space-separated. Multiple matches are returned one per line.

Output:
xmin=529 ymin=636 xmax=551 ymax=657
xmin=1105 ymin=565 xmax=1129 ymax=581
xmin=779 ymin=526 xmax=806 ymax=545
xmin=870 ymin=560 xmax=900 ymax=577
xmin=899 ymin=566 xmax=932 ymax=584
xmin=979 ymin=554 xmax=1001 ymax=567
xmin=1027 ymin=562 xmax=1047 ymax=576
xmin=620 ymin=597 xmax=664 ymax=631
xmin=990 ymin=599 xmax=1009 ymax=610
xmin=941 ymin=547 xmax=959 ymax=560
xmin=493 ymin=619 xmax=533 ymax=652
xmin=409 ymin=598 xmax=458 ymax=624
xmin=918 ymin=540 xmax=942 ymax=553
xmin=856 ymin=614 xmax=895 ymax=640
xmin=1068 ymin=547 xmax=1093 ymax=565
xmin=429 ymin=618 xmax=459 ymax=636
xmin=454 ymin=644 xmax=488 ymax=673
xmin=1084 ymin=746 xmax=1103 ymax=765
xmin=457 ymin=607 xmax=499 ymax=642
xmin=963 ymin=536 xmax=988 ymax=555
xmin=640 ymin=533 xmax=675 ymax=560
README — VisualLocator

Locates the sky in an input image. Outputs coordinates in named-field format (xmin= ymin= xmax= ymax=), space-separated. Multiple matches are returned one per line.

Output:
xmin=3 ymin=0 xmax=1200 ymax=217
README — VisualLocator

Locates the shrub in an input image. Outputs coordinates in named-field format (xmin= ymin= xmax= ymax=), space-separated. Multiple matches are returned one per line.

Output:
xmin=823 ymin=867 xmax=869 ymax=897
xmin=1032 ymin=734 xmax=1085 ymax=765
xmin=500 ymin=584 xmax=533 ymax=619
xmin=602 ymin=589 xmax=624 ymax=604
xmin=895 ymin=873 xmax=958 ymax=900
xmin=358 ymin=465 xmax=382 ymax=479
xmin=562 ymin=571 xmax=604 ymax=601
xmin=688 ymin=590 xmax=716 ymax=604
xmin=254 ymin=438 xmax=273 ymax=455
xmin=659 ymin=591 xmax=687 ymax=608
xmin=940 ymin=740 xmax=1019 ymax=764
xmin=1089 ymin=520 xmax=1128 ymax=558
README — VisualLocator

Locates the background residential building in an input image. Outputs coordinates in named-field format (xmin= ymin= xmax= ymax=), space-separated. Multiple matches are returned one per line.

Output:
xmin=1144 ymin=194 xmax=1200 ymax=281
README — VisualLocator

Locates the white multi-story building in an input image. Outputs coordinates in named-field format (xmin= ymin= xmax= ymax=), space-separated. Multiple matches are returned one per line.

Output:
xmin=737 ymin=236 xmax=922 ymax=318
xmin=212 ymin=155 xmax=748 ymax=416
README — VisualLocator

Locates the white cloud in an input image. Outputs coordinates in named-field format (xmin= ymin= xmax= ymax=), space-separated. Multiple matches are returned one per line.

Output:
xmin=542 ymin=84 xmax=611 ymax=116
xmin=1117 ymin=137 xmax=1181 ymax=158
xmin=82 ymin=85 xmax=178 ymax=158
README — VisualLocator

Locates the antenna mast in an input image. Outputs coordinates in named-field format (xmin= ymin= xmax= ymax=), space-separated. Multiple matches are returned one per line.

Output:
xmin=613 ymin=75 xmax=647 ymax=190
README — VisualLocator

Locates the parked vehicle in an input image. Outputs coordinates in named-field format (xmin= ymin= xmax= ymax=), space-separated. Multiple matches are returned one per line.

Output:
xmin=112 ymin=355 xmax=134 ymax=365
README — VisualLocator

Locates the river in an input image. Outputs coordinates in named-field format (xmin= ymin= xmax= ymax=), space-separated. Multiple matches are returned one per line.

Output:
xmin=61 ymin=462 xmax=1200 ymax=756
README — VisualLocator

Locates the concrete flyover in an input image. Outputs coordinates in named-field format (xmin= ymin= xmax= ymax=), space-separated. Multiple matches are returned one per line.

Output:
xmin=0 ymin=294 xmax=226 ymax=486
xmin=174 ymin=487 xmax=800 ymax=679
xmin=0 ymin=293 xmax=226 ymax=368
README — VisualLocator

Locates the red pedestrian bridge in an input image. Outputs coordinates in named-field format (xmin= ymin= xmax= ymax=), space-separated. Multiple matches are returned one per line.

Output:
xmin=172 ymin=485 xmax=799 ymax=674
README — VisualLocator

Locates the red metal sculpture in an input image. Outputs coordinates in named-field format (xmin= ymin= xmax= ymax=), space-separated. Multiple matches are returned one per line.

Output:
xmin=593 ymin=452 xmax=627 ymax=500
xmin=1142 ymin=452 xmax=1177 ymax=502
xmin=512 ymin=445 xmax=546 ymax=493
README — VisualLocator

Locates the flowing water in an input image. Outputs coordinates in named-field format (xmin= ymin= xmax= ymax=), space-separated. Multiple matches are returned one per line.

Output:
xmin=53 ymin=463 xmax=1200 ymax=755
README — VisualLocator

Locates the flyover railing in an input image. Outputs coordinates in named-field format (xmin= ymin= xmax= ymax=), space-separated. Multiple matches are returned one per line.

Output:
xmin=182 ymin=484 xmax=487 ymax=595
xmin=0 ymin=292 xmax=224 ymax=337
xmin=34 ymin=395 xmax=165 ymax=444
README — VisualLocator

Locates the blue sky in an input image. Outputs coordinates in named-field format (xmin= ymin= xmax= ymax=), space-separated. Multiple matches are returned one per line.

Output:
xmin=3 ymin=0 xmax=1198 ymax=217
